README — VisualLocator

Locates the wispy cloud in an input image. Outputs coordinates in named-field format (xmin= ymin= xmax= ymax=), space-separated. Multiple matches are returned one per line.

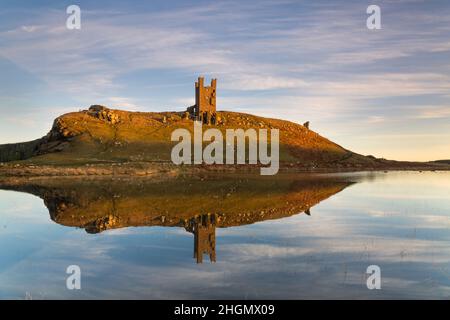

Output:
xmin=413 ymin=106 xmax=450 ymax=119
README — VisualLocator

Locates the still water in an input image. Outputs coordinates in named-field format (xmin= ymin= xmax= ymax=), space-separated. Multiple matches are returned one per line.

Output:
xmin=0 ymin=171 xmax=449 ymax=299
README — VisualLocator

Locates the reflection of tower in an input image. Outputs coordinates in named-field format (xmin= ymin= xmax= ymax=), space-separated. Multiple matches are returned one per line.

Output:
xmin=186 ymin=214 xmax=216 ymax=263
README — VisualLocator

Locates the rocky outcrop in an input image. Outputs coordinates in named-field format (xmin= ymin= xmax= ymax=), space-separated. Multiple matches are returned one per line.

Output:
xmin=0 ymin=116 xmax=75 ymax=162
xmin=88 ymin=105 xmax=120 ymax=124
xmin=0 ymin=105 xmax=122 ymax=163
xmin=85 ymin=214 xmax=120 ymax=234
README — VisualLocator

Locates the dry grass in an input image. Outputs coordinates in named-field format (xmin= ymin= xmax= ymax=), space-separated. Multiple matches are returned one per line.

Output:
xmin=13 ymin=108 xmax=359 ymax=167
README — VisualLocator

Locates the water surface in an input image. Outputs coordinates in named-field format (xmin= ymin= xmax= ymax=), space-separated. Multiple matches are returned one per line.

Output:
xmin=0 ymin=171 xmax=449 ymax=299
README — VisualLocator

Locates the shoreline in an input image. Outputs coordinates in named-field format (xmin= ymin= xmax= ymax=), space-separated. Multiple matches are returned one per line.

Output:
xmin=1 ymin=161 xmax=449 ymax=178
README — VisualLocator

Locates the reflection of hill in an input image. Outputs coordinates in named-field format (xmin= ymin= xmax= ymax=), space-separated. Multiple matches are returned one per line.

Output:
xmin=0 ymin=174 xmax=353 ymax=263
xmin=0 ymin=174 xmax=353 ymax=231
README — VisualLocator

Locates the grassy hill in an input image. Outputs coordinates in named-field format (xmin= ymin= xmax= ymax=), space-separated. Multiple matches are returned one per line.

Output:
xmin=0 ymin=105 xmax=368 ymax=164
xmin=0 ymin=105 xmax=448 ymax=174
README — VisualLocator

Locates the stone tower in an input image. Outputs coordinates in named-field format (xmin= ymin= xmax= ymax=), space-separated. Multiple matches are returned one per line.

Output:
xmin=192 ymin=76 xmax=217 ymax=124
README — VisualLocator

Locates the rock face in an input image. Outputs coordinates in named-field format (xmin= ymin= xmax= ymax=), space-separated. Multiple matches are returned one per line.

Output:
xmin=0 ymin=139 xmax=41 ymax=162
xmin=0 ymin=105 xmax=123 ymax=162
xmin=0 ymin=114 xmax=78 ymax=162
xmin=88 ymin=105 xmax=120 ymax=124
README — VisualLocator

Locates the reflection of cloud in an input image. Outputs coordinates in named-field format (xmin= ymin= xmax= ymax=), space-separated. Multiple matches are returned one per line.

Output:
xmin=367 ymin=210 xmax=397 ymax=217
xmin=221 ymin=244 xmax=312 ymax=261
xmin=20 ymin=25 xmax=39 ymax=33
xmin=0 ymin=190 xmax=47 ymax=222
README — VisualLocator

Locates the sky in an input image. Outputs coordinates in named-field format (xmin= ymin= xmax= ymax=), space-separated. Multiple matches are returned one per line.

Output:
xmin=0 ymin=0 xmax=449 ymax=161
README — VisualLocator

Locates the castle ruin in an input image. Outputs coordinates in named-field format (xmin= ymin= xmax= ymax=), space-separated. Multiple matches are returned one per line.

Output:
xmin=188 ymin=76 xmax=217 ymax=125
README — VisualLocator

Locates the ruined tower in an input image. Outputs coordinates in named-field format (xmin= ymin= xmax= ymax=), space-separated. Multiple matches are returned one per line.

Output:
xmin=190 ymin=76 xmax=217 ymax=125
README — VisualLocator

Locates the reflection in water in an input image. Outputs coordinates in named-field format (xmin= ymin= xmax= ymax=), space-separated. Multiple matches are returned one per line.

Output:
xmin=186 ymin=214 xmax=217 ymax=263
xmin=0 ymin=172 xmax=449 ymax=299
xmin=0 ymin=175 xmax=353 ymax=263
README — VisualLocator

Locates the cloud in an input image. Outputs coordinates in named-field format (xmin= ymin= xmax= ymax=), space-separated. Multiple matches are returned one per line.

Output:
xmin=223 ymin=75 xmax=308 ymax=91
xmin=366 ymin=116 xmax=385 ymax=124
xmin=107 ymin=97 xmax=139 ymax=110
xmin=2 ymin=2 xmax=450 ymax=98
xmin=317 ymin=73 xmax=450 ymax=98
xmin=413 ymin=106 xmax=450 ymax=119
xmin=5 ymin=115 xmax=37 ymax=127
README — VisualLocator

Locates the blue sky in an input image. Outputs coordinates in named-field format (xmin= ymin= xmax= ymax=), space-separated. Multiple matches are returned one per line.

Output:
xmin=0 ymin=0 xmax=449 ymax=161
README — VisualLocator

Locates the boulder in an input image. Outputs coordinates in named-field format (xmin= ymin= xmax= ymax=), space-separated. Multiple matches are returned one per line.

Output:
xmin=89 ymin=105 xmax=120 ymax=124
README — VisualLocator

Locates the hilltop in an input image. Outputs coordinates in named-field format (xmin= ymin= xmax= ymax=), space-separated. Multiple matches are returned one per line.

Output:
xmin=0 ymin=105 xmax=448 ymax=176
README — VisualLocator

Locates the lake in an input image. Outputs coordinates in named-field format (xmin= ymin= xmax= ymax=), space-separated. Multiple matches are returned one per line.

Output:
xmin=0 ymin=171 xmax=449 ymax=299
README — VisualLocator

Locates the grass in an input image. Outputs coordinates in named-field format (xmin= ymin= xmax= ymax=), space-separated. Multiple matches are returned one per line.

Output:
xmin=3 ymin=107 xmax=361 ymax=168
